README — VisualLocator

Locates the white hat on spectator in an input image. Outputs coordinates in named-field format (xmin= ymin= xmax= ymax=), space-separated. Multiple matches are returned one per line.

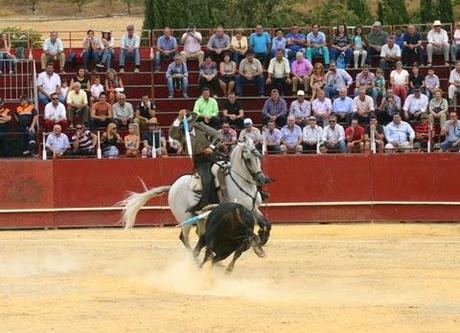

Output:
xmin=433 ymin=20 xmax=442 ymax=26
xmin=372 ymin=21 xmax=382 ymax=27
xmin=297 ymin=90 xmax=305 ymax=96
xmin=243 ymin=118 xmax=253 ymax=126
xmin=308 ymin=116 xmax=316 ymax=121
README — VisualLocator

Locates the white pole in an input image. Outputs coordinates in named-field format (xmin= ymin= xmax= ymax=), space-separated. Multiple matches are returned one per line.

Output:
xmin=370 ymin=126 xmax=376 ymax=154
xmin=151 ymin=129 xmax=157 ymax=158
xmin=97 ymin=131 xmax=102 ymax=159
xmin=262 ymin=129 xmax=267 ymax=155
xmin=183 ymin=117 xmax=193 ymax=158
xmin=316 ymin=129 xmax=321 ymax=154
xmin=42 ymin=132 xmax=47 ymax=160
xmin=428 ymin=123 xmax=432 ymax=153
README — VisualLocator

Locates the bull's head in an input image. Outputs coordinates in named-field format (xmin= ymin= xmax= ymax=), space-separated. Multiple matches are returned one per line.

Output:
xmin=250 ymin=234 xmax=266 ymax=258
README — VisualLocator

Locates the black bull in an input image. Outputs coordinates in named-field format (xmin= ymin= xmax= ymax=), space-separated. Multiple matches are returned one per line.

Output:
xmin=193 ymin=202 xmax=268 ymax=273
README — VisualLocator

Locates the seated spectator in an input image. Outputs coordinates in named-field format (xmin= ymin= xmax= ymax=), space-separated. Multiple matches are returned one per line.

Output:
xmin=221 ymin=92 xmax=244 ymax=129
xmin=346 ymin=118 xmax=365 ymax=153
xmin=262 ymin=89 xmax=287 ymax=127
xmin=105 ymin=69 xmax=124 ymax=104
xmin=372 ymin=68 xmax=386 ymax=106
xmin=207 ymin=26 xmax=231 ymax=62
xmin=271 ymin=29 xmax=288 ymax=58
xmin=101 ymin=122 xmax=122 ymax=158
xmin=124 ymin=123 xmax=140 ymax=157
xmin=402 ymin=24 xmax=423 ymax=66
xmin=193 ymin=87 xmax=220 ymax=128
xmin=239 ymin=118 xmax=262 ymax=150
xmin=311 ymin=89 xmax=332 ymax=125
xmin=390 ymin=61 xmax=409 ymax=103
xmin=302 ymin=116 xmax=322 ymax=153
xmin=59 ymin=79 xmax=68 ymax=103
xmin=230 ymin=29 xmax=248 ymax=64
xmin=166 ymin=54 xmax=189 ymax=98
xmin=286 ymin=25 xmax=306 ymax=60
xmin=322 ymin=115 xmax=346 ymax=153
xmin=266 ymin=49 xmax=291 ymax=96
xmin=448 ymin=61 xmax=460 ymax=105
xmin=70 ymin=67 xmax=91 ymax=100
xmin=402 ymin=88 xmax=428 ymax=121
xmin=90 ymin=92 xmax=112 ymax=130
xmin=41 ymin=31 xmax=65 ymax=72
xmin=354 ymin=64 xmax=375 ymax=97
xmin=394 ymin=28 xmax=404 ymax=49
xmin=219 ymin=52 xmax=237 ymax=97
xmin=289 ymin=90 xmax=311 ymax=127
xmin=305 ymin=23 xmax=330 ymax=67
xmin=379 ymin=37 xmax=401 ymax=71
xmin=426 ymin=20 xmax=450 ymax=66
xmin=90 ymin=75 xmax=104 ymax=104
xmin=409 ymin=65 xmax=425 ymax=94
xmin=384 ymin=113 xmax=415 ymax=152
xmin=329 ymin=24 xmax=352 ymax=67
xmin=71 ymin=123 xmax=96 ymax=156
xmin=424 ymin=67 xmax=440 ymax=100
xmin=141 ymin=120 xmax=167 ymax=157
xmin=366 ymin=21 xmax=388 ymax=66
xmin=351 ymin=26 xmax=367 ymax=69
xmin=451 ymin=22 xmax=460 ymax=64
xmin=154 ymin=27 xmax=177 ymax=71
xmin=15 ymin=96 xmax=38 ymax=156
xmin=414 ymin=113 xmax=435 ymax=152
xmin=67 ymin=82 xmax=89 ymax=127
xmin=199 ymin=54 xmax=219 ymax=96
xmin=428 ymin=89 xmax=448 ymax=127
xmin=441 ymin=111 xmax=460 ymax=151
xmin=134 ymin=95 xmax=156 ymax=128
xmin=81 ymin=29 xmax=102 ymax=72
xmin=291 ymin=52 xmax=312 ymax=95
xmin=119 ymin=25 xmax=140 ymax=73
xmin=97 ymin=30 xmax=114 ymax=70
xmin=45 ymin=124 xmax=69 ymax=158
xmin=112 ymin=94 xmax=134 ymax=128
xmin=37 ymin=63 xmax=64 ymax=105
xmin=44 ymin=93 xmax=68 ymax=131
xmin=332 ymin=87 xmax=353 ymax=124
xmin=378 ymin=88 xmax=401 ymax=124
xmin=0 ymin=98 xmax=11 ymax=156
xmin=263 ymin=120 xmax=281 ymax=153
xmin=353 ymin=87 xmax=375 ymax=124
xmin=219 ymin=121 xmax=238 ymax=154
xmin=310 ymin=62 xmax=326 ymax=100
xmin=235 ymin=52 xmax=264 ymax=97
xmin=180 ymin=25 xmax=205 ymax=65
xmin=249 ymin=25 xmax=271 ymax=68
xmin=0 ymin=32 xmax=16 ymax=74
xmin=324 ymin=61 xmax=352 ymax=99
xmin=280 ymin=115 xmax=303 ymax=154
xmin=364 ymin=115 xmax=385 ymax=152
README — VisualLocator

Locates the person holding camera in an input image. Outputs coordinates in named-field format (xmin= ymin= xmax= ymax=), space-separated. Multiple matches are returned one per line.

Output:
xmin=180 ymin=25 xmax=204 ymax=65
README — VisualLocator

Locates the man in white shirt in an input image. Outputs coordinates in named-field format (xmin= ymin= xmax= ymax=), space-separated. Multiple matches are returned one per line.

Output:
xmin=302 ymin=115 xmax=322 ymax=153
xmin=353 ymin=88 xmax=375 ymax=124
xmin=180 ymin=25 xmax=205 ymax=65
xmin=44 ymin=93 xmax=68 ymax=131
xmin=384 ymin=113 xmax=415 ymax=152
xmin=40 ymin=31 xmax=65 ymax=72
xmin=119 ymin=25 xmax=141 ymax=73
xmin=45 ymin=124 xmax=70 ymax=158
xmin=379 ymin=37 xmax=401 ymax=71
xmin=311 ymin=89 xmax=332 ymax=126
xmin=266 ymin=49 xmax=291 ymax=96
xmin=322 ymin=115 xmax=346 ymax=153
xmin=402 ymin=88 xmax=428 ymax=120
xmin=289 ymin=90 xmax=310 ymax=126
xmin=448 ymin=61 xmax=460 ymax=104
xmin=426 ymin=20 xmax=450 ymax=66
xmin=37 ymin=63 xmax=63 ymax=105
xmin=238 ymin=118 xmax=262 ymax=151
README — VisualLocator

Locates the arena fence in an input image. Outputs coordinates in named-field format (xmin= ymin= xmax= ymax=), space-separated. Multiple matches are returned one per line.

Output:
xmin=0 ymin=59 xmax=38 ymax=106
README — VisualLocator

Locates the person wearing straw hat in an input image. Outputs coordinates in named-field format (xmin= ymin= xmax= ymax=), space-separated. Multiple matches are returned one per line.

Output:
xmin=426 ymin=20 xmax=450 ymax=66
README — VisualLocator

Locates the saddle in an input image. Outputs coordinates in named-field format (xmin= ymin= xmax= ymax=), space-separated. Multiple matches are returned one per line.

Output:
xmin=189 ymin=160 xmax=230 ymax=197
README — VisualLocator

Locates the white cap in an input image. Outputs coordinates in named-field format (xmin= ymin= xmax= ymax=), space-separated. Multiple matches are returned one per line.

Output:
xmin=297 ymin=90 xmax=305 ymax=96
xmin=433 ymin=20 xmax=442 ymax=26
xmin=243 ymin=118 xmax=253 ymax=125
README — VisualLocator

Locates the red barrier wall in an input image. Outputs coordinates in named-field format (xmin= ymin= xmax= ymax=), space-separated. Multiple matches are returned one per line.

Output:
xmin=1 ymin=154 xmax=460 ymax=229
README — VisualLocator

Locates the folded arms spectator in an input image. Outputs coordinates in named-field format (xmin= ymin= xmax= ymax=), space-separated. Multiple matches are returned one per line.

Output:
xmin=221 ymin=92 xmax=244 ymax=129
xmin=384 ymin=113 xmax=415 ymax=152
xmin=262 ymin=89 xmax=287 ymax=127
xmin=199 ymin=54 xmax=220 ymax=96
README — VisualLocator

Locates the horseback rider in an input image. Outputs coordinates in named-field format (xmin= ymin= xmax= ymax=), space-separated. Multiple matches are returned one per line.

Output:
xmin=169 ymin=109 xmax=223 ymax=212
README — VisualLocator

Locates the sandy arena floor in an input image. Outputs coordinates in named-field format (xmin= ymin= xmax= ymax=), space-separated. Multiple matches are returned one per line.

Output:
xmin=1 ymin=224 xmax=459 ymax=333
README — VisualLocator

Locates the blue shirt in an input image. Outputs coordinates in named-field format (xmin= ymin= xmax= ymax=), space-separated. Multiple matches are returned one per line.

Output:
xmin=166 ymin=61 xmax=188 ymax=78
xmin=262 ymin=98 xmax=287 ymax=117
xmin=307 ymin=32 xmax=326 ymax=46
xmin=250 ymin=32 xmax=271 ymax=54
xmin=385 ymin=121 xmax=415 ymax=144
xmin=332 ymin=96 xmax=353 ymax=114
xmin=281 ymin=125 xmax=302 ymax=146
xmin=443 ymin=120 xmax=460 ymax=142
xmin=271 ymin=37 xmax=287 ymax=55
xmin=157 ymin=35 xmax=177 ymax=51
xmin=286 ymin=33 xmax=306 ymax=52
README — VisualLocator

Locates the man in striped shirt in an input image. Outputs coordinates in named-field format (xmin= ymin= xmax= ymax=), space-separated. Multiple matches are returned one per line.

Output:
xmin=71 ymin=123 xmax=97 ymax=156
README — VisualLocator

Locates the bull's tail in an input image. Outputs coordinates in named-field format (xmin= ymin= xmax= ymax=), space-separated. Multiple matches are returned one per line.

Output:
xmin=117 ymin=185 xmax=171 ymax=229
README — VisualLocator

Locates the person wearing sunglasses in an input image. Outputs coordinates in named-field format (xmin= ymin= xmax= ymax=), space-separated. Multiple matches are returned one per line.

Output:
xmin=44 ymin=92 xmax=68 ymax=132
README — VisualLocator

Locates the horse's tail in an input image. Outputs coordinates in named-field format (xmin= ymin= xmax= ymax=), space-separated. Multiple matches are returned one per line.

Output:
xmin=117 ymin=185 xmax=171 ymax=229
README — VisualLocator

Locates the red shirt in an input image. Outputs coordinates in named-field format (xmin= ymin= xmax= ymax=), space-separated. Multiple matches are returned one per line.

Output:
xmin=415 ymin=122 xmax=434 ymax=144
xmin=345 ymin=126 xmax=365 ymax=142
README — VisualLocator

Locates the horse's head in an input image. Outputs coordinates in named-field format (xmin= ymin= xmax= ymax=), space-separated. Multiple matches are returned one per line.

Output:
xmin=235 ymin=138 xmax=271 ymax=186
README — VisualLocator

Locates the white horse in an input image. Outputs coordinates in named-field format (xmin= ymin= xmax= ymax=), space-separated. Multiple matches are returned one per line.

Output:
xmin=119 ymin=139 xmax=271 ymax=249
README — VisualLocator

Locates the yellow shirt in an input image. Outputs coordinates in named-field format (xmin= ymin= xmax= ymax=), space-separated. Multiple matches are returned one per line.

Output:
xmin=67 ymin=90 xmax=88 ymax=106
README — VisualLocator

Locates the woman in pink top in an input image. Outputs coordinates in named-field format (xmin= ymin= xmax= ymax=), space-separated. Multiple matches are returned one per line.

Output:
xmin=291 ymin=51 xmax=313 ymax=95
xmin=450 ymin=22 xmax=460 ymax=63
xmin=390 ymin=61 xmax=409 ymax=103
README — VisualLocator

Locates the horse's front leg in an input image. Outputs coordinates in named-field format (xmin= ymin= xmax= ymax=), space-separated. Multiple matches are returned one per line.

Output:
xmin=179 ymin=224 xmax=193 ymax=250
xmin=255 ymin=213 xmax=271 ymax=246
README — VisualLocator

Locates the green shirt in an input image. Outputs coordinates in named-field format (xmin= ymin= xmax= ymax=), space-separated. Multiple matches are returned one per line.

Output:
xmin=193 ymin=96 xmax=219 ymax=118
xmin=366 ymin=30 xmax=388 ymax=47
